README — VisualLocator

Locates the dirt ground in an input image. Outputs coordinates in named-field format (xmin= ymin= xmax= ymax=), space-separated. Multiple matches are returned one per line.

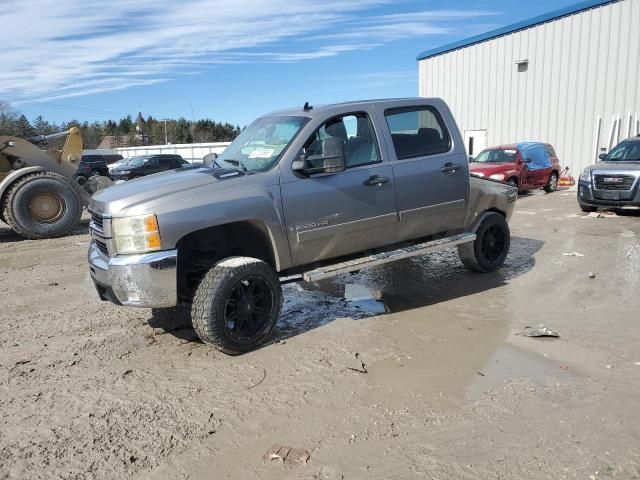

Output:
xmin=1 ymin=189 xmax=639 ymax=480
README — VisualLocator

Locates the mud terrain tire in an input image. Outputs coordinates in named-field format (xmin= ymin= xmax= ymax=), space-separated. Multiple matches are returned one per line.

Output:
xmin=191 ymin=257 xmax=282 ymax=355
xmin=458 ymin=212 xmax=510 ymax=273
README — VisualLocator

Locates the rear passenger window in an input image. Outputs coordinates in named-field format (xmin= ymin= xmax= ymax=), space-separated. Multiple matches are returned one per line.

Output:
xmin=385 ymin=106 xmax=451 ymax=160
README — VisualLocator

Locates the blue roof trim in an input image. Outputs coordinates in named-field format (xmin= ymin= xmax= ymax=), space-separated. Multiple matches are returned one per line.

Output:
xmin=417 ymin=0 xmax=618 ymax=61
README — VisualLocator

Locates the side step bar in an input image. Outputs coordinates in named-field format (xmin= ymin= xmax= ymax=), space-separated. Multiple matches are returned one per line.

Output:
xmin=302 ymin=232 xmax=476 ymax=283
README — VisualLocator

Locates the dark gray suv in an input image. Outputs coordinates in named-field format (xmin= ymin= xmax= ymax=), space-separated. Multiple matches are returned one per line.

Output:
xmin=578 ymin=137 xmax=640 ymax=212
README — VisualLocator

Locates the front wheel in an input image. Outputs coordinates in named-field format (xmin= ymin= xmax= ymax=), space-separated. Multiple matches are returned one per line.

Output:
xmin=544 ymin=172 xmax=558 ymax=193
xmin=458 ymin=212 xmax=511 ymax=273
xmin=191 ymin=257 xmax=282 ymax=354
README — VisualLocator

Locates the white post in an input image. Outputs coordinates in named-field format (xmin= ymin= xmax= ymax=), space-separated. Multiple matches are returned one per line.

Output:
xmin=626 ymin=112 xmax=633 ymax=139
xmin=607 ymin=115 xmax=617 ymax=151
xmin=593 ymin=116 xmax=602 ymax=162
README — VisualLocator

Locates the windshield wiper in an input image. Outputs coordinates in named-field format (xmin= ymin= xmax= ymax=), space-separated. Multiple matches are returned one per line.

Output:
xmin=222 ymin=158 xmax=248 ymax=172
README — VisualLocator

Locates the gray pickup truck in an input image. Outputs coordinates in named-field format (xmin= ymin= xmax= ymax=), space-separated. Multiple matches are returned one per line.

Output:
xmin=88 ymin=98 xmax=517 ymax=354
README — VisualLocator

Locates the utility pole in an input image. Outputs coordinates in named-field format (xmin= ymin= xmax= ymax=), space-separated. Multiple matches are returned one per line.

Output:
xmin=161 ymin=119 xmax=169 ymax=145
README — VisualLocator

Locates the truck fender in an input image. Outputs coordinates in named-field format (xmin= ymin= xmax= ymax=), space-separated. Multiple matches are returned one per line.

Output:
xmin=0 ymin=166 xmax=44 ymax=203
xmin=467 ymin=209 xmax=506 ymax=235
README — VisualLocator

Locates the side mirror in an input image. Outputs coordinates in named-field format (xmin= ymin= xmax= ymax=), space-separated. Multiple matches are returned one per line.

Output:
xmin=203 ymin=152 xmax=218 ymax=168
xmin=293 ymin=137 xmax=346 ymax=175
xmin=523 ymin=158 xmax=532 ymax=164
xmin=598 ymin=153 xmax=607 ymax=161
xmin=468 ymin=156 xmax=475 ymax=162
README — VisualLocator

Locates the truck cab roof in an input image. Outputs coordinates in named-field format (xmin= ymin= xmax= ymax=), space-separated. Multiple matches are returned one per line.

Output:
xmin=265 ymin=98 xmax=441 ymax=119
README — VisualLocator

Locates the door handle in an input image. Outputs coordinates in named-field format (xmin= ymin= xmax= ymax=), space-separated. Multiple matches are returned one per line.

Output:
xmin=440 ymin=163 xmax=462 ymax=174
xmin=363 ymin=175 xmax=389 ymax=186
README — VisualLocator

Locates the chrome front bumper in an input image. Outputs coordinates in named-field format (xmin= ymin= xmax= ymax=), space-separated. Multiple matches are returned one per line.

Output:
xmin=88 ymin=242 xmax=178 ymax=308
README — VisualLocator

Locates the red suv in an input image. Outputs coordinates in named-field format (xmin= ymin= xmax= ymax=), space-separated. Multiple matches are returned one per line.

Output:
xmin=469 ymin=142 xmax=561 ymax=192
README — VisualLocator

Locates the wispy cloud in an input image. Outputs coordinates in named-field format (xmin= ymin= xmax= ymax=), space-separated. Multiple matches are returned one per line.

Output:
xmin=1 ymin=0 xmax=495 ymax=104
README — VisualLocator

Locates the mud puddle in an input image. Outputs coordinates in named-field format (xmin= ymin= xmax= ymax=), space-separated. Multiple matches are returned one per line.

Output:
xmin=276 ymin=251 xmax=563 ymax=402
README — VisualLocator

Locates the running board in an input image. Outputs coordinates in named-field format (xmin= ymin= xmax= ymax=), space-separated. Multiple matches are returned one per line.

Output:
xmin=302 ymin=233 xmax=476 ymax=283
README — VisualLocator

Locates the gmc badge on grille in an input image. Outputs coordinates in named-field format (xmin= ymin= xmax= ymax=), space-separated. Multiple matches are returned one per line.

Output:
xmin=603 ymin=177 xmax=623 ymax=183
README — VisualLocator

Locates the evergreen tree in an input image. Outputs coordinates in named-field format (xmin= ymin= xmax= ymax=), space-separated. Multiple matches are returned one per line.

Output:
xmin=14 ymin=115 xmax=35 ymax=138
xmin=32 ymin=115 xmax=53 ymax=135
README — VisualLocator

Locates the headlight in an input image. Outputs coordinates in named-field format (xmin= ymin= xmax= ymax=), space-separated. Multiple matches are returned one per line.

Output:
xmin=579 ymin=169 xmax=592 ymax=182
xmin=112 ymin=214 xmax=161 ymax=254
xmin=472 ymin=172 xmax=485 ymax=177
xmin=489 ymin=173 xmax=505 ymax=181
xmin=115 ymin=170 xmax=131 ymax=175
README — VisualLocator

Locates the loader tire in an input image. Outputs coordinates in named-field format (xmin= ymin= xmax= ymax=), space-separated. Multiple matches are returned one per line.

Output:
xmin=2 ymin=172 xmax=82 ymax=239
xmin=191 ymin=257 xmax=282 ymax=355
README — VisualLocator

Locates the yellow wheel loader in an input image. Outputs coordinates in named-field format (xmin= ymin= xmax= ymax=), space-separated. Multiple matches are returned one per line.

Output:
xmin=0 ymin=127 xmax=112 ymax=239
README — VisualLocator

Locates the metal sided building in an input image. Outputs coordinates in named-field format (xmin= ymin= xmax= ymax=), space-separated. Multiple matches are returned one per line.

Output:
xmin=417 ymin=0 xmax=640 ymax=176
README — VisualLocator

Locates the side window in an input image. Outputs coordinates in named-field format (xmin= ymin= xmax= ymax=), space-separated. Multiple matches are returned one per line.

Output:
xmin=146 ymin=158 xmax=159 ymax=168
xmin=303 ymin=113 xmax=380 ymax=169
xmin=159 ymin=157 xmax=174 ymax=168
xmin=385 ymin=106 xmax=451 ymax=160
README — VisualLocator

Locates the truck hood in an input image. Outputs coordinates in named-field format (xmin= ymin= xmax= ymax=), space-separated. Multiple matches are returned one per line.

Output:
xmin=90 ymin=167 xmax=244 ymax=216
xmin=469 ymin=162 xmax=515 ymax=175
xmin=588 ymin=161 xmax=640 ymax=172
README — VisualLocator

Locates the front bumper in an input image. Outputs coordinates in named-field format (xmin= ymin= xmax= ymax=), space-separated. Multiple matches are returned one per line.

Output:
xmin=578 ymin=179 xmax=640 ymax=207
xmin=88 ymin=242 xmax=178 ymax=308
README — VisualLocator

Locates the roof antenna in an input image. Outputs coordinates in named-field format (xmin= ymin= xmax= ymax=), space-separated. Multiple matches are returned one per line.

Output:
xmin=303 ymin=101 xmax=313 ymax=112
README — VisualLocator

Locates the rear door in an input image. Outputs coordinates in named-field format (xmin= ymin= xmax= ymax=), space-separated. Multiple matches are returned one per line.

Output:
xmin=376 ymin=102 xmax=468 ymax=241
xmin=159 ymin=156 xmax=177 ymax=171
xmin=280 ymin=110 xmax=398 ymax=266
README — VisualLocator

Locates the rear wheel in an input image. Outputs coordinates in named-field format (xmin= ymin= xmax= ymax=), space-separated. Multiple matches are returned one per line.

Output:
xmin=544 ymin=172 xmax=558 ymax=193
xmin=191 ymin=257 xmax=282 ymax=354
xmin=458 ymin=212 xmax=510 ymax=273
xmin=2 ymin=172 xmax=82 ymax=239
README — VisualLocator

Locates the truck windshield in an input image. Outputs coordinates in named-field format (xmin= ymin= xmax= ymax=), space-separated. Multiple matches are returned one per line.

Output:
xmin=216 ymin=116 xmax=308 ymax=172
xmin=474 ymin=149 xmax=517 ymax=163
xmin=605 ymin=142 xmax=640 ymax=161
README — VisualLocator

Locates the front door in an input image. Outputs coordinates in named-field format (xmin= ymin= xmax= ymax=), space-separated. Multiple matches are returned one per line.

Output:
xmin=381 ymin=104 xmax=469 ymax=241
xmin=280 ymin=112 xmax=398 ymax=266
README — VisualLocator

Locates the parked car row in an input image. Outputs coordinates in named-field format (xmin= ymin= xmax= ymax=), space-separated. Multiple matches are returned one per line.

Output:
xmin=469 ymin=135 xmax=640 ymax=211
xmin=77 ymin=153 xmax=189 ymax=184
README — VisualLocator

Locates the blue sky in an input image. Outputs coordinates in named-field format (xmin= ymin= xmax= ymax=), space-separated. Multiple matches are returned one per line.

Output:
xmin=4 ymin=0 xmax=580 ymax=127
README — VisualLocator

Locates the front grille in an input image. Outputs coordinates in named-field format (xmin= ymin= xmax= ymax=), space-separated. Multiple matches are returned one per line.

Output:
xmin=94 ymin=239 xmax=109 ymax=256
xmin=594 ymin=174 xmax=635 ymax=191
xmin=90 ymin=211 xmax=104 ymax=231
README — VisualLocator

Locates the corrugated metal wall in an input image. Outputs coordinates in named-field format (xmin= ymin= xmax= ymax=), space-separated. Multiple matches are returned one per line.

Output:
xmin=419 ymin=0 xmax=640 ymax=175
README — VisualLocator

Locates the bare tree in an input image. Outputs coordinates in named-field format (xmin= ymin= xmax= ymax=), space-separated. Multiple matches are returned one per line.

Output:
xmin=0 ymin=100 xmax=18 ymax=135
